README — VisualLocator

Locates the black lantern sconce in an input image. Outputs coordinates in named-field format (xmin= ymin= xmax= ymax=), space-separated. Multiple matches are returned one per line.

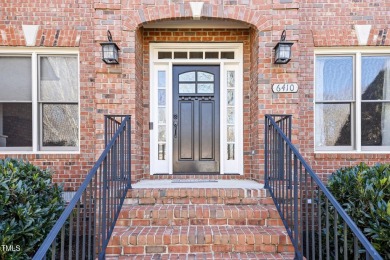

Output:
xmin=273 ymin=30 xmax=294 ymax=64
xmin=100 ymin=30 xmax=120 ymax=64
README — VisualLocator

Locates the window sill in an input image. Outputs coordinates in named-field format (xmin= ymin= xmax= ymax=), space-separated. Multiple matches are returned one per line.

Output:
xmin=0 ymin=151 xmax=80 ymax=155
xmin=314 ymin=150 xmax=390 ymax=154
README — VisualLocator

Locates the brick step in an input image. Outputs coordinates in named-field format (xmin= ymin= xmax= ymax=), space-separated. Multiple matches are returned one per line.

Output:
xmin=125 ymin=188 xmax=274 ymax=205
xmin=107 ymin=226 xmax=293 ymax=255
xmin=116 ymin=205 xmax=283 ymax=227
xmin=106 ymin=252 xmax=295 ymax=259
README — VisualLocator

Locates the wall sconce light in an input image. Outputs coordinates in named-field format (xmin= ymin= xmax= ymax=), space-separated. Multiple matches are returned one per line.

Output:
xmin=100 ymin=30 xmax=120 ymax=64
xmin=273 ymin=30 xmax=294 ymax=64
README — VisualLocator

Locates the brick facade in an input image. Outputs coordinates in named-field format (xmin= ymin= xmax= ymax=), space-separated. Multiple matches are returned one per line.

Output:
xmin=1 ymin=0 xmax=390 ymax=190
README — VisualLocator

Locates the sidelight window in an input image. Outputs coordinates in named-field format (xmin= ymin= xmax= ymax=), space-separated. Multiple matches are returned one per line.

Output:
xmin=157 ymin=70 xmax=167 ymax=160
xmin=226 ymin=71 xmax=235 ymax=160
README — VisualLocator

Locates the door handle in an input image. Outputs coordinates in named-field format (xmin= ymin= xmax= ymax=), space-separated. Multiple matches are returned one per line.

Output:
xmin=174 ymin=122 xmax=178 ymax=138
xmin=173 ymin=113 xmax=178 ymax=138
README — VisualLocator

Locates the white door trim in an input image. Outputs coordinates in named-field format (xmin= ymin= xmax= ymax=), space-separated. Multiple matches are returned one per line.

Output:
xmin=149 ymin=43 xmax=243 ymax=175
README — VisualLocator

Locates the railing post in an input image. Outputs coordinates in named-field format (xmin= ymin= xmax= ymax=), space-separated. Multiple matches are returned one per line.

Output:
xmin=101 ymin=116 xmax=108 ymax=258
xmin=293 ymin=155 xmax=300 ymax=259
xmin=278 ymin=131 xmax=284 ymax=181
xmin=127 ymin=116 xmax=132 ymax=189
xmin=264 ymin=116 xmax=269 ymax=189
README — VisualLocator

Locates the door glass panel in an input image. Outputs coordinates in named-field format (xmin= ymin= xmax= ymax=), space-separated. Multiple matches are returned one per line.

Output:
xmin=227 ymin=143 xmax=235 ymax=160
xmin=227 ymin=107 xmax=235 ymax=124
xmin=205 ymin=52 xmax=219 ymax=59
xmin=158 ymin=144 xmax=166 ymax=160
xmin=158 ymin=89 xmax=166 ymax=105
xmin=227 ymin=90 xmax=235 ymax=105
xmin=157 ymin=70 xmax=167 ymax=160
xmin=158 ymin=71 xmax=166 ymax=88
xmin=158 ymin=108 xmax=166 ymax=124
xmin=190 ymin=52 xmax=203 ymax=59
xmin=227 ymin=71 xmax=235 ymax=88
xmin=226 ymin=70 xmax=236 ymax=160
xmin=227 ymin=126 xmax=235 ymax=142
xmin=158 ymin=125 xmax=166 ymax=142
xmin=179 ymin=84 xmax=196 ymax=93
xmin=158 ymin=52 xmax=172 ymax=59
xmin=221 ymin=51 xmax=234 ymax=59
xmin=179 ymin=72 xmax=195 ymax=81
xmin=174 ymin=52 xmax=187 ymax=59
xmin=198 ymin=83 xmax=214 ymax=94
xmin=198 ymin=72 xmax=214 ymax=81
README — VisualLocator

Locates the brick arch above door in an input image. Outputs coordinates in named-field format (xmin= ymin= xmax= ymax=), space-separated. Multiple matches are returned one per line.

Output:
xmin=119 ymin=3 xmax=272 ymax=32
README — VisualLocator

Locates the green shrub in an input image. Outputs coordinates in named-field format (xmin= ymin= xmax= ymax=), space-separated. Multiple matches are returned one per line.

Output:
xmin=326 ymin=163 xmax=390 ymax=259
xmin=0 ymin=158 xmax=65 ymax=259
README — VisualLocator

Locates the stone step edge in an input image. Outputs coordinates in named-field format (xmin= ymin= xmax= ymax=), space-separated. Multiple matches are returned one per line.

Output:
xmin=126 ymin=188 xmax=270 ymax=200
xmin=115 ymin=204 xmax=284 ymax=227
xmin=106 ymin=243 xmax=295 ymax=255
xmin=108 ymin=226 xmax=292 ymax=247
xmin=124 ymin=196 xmax=274 ymax=206
xmin=106 ymin=252 xmax=295 ymax=259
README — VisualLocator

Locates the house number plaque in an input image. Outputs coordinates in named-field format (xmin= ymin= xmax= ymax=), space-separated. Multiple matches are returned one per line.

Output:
xmin=272 ymin=83 xmax=298 ymax=93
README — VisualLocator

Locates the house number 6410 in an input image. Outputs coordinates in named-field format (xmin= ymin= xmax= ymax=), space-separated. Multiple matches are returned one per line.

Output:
xmin=272 ymin=83 xmax=298 ymax=93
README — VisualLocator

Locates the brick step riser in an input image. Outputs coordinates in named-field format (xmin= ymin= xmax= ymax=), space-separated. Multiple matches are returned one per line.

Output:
xmin=105 ymin=252 xmax=296 ymax=260
xmin=127 ymin=188 xmax=270 ymax=205
xmin=108 ymin=188 xmax=292 ymax=257
xmin=106 ymin=244 xmax=295 ymax=255
xmin=108 ymin=226 xmax=293 ymax=254
xmin=117 ymin=206 xmax=284 ymax=227
xmin=124 ymin=197 xmax=275 ymax=206
xmin=115 ymin=218 xmax=283 ymax=227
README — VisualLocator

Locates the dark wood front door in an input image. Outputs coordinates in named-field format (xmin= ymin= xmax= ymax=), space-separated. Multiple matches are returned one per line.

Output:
xmin=172 ymin=65 xmax=220 ymax=174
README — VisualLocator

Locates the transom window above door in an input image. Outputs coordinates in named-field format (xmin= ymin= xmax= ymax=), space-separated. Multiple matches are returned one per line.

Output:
xmin=178 ymin=71 xmax=215 ymax=94
xmin=158 ymin=51 xmax=235 ymax=60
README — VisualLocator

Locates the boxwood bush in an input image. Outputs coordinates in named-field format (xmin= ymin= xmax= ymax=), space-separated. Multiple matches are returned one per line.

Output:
xmin=326 ymin=163 xmax=390 ymax=259
xmin=0 ymin=158 xmax=65 ymax=259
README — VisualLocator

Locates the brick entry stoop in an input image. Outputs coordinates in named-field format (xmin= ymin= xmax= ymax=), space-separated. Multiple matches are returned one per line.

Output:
xmin=106 ymin=188 xmax=295 ymax=259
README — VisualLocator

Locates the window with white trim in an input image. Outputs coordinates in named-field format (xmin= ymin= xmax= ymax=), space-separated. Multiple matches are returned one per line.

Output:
xmin=315 ymin=52 xmax=390 ymax=151
xmin=0 ymin=54 xmax=79 ymax=152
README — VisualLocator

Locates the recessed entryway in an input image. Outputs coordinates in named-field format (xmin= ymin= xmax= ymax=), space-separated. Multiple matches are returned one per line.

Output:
xmin=149 ymin=43 xmax=243 ymax=175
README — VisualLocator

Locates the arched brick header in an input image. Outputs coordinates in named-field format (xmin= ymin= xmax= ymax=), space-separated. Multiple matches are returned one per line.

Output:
xmin=0 ymin=25 xmax=82 ymax=47
xmin=312 ymin=27 xmax=390 ymax=47
xmin=120 ymin=3 xmax=272 ymax=31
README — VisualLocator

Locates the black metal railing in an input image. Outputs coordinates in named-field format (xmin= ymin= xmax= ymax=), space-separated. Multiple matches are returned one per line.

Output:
xmin=33 ymin=115 xmax=131 ymax=260
xmin=264 ymin=114 xmax=382 ymax=260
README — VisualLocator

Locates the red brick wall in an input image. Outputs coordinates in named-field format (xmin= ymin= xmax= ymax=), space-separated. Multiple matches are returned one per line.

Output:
xmin=1 ymin=0 xmax=389 ymax=189
xmin=0 ymin=0 xmax=96 ymax=191
xmin=299 ymin=0 xmax=390 ymax=180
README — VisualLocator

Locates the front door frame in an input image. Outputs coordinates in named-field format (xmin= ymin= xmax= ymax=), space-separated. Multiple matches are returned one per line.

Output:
xmin=149 ymin=43 xmax=243 ymax=175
